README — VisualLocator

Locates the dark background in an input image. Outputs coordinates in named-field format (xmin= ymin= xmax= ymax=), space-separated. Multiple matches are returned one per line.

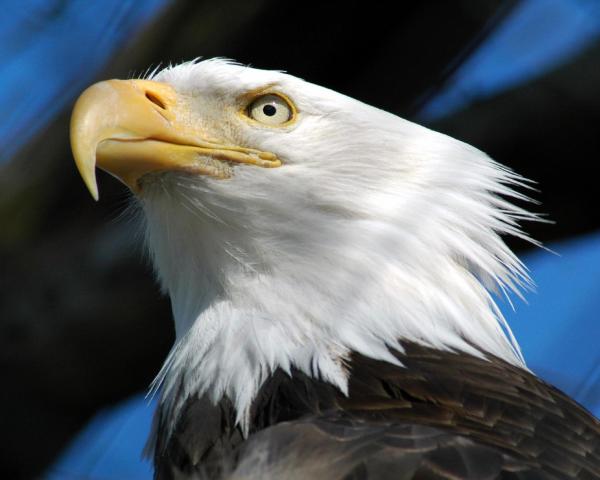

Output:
xmin=1 ymin=1 xmax=599 ymax=477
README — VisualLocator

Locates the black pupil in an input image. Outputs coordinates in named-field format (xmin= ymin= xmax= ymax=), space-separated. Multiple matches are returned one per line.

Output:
xmin=263 ymin=104 xmax=277 ymax=116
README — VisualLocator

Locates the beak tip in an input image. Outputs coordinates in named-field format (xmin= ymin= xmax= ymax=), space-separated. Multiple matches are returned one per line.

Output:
xmin=85 ymin=176 xmax=100 ymax=201
xmin=77 ymin=164 xmax=100 ymax=201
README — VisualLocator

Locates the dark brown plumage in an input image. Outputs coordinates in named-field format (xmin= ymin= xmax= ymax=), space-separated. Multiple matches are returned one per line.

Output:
xmin=153 ymin=343 xmax=600 ymax=479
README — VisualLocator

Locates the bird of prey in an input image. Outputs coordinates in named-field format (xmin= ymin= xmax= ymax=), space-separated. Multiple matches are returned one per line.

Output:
xmin=70 ymin=59 xmax=599 ymax=479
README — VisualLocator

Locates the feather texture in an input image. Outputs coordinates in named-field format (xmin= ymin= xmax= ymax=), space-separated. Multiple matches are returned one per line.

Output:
xmin=153 ymin=343 xmax=600 ymax=479
xmin=97 ymin=58 xmax=600 ymax=478
xmin=137 ymin=59 xmax=541 ymax=440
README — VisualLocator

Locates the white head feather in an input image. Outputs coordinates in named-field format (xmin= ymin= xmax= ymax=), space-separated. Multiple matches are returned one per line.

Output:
xmin=139 ymin=58 xmax=536 ymax=434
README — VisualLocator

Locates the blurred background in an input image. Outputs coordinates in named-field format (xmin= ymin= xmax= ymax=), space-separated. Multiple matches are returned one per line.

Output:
xmin=1 ymin=0 xmax=599 ymax=478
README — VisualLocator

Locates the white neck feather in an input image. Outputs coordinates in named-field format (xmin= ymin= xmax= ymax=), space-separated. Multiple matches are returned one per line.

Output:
xmin=139 ymin=130 xmax=536 ymax=435
xmin=134 ymin=64 xmax=538 ymax=434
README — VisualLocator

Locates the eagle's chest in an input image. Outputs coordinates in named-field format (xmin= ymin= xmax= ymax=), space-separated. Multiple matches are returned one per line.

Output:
xmin=152 ymin=343 xmax=600 ymax=480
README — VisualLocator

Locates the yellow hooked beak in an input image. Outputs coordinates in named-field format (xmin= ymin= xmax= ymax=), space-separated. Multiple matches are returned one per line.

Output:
xmin=70 ymin=79 xmax=281 ymax=200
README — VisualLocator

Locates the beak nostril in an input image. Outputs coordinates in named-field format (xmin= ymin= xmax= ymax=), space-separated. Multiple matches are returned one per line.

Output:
xmin=146 ymin=91 xmax=166 ymax=110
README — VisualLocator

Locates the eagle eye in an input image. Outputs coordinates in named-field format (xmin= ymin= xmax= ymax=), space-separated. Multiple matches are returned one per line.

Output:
xmin=247 ymin=94 xmax=293 ymax=126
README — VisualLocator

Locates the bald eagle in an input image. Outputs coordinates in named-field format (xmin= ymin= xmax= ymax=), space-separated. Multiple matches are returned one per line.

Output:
xmin=71 ymin=59 xmax=599 ymax=479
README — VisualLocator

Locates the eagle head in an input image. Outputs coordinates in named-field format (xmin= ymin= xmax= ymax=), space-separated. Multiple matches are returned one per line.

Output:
xmin=71 ymin=58 xmax=535 ymax=430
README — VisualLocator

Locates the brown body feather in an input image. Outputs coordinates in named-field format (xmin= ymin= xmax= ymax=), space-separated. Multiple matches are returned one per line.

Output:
xmin=153 ymin=343 xmax=600 ymax=479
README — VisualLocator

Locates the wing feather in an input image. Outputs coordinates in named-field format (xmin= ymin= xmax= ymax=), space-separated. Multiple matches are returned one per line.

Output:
xmin=153 ymin=343 xmax=600 ymax=479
